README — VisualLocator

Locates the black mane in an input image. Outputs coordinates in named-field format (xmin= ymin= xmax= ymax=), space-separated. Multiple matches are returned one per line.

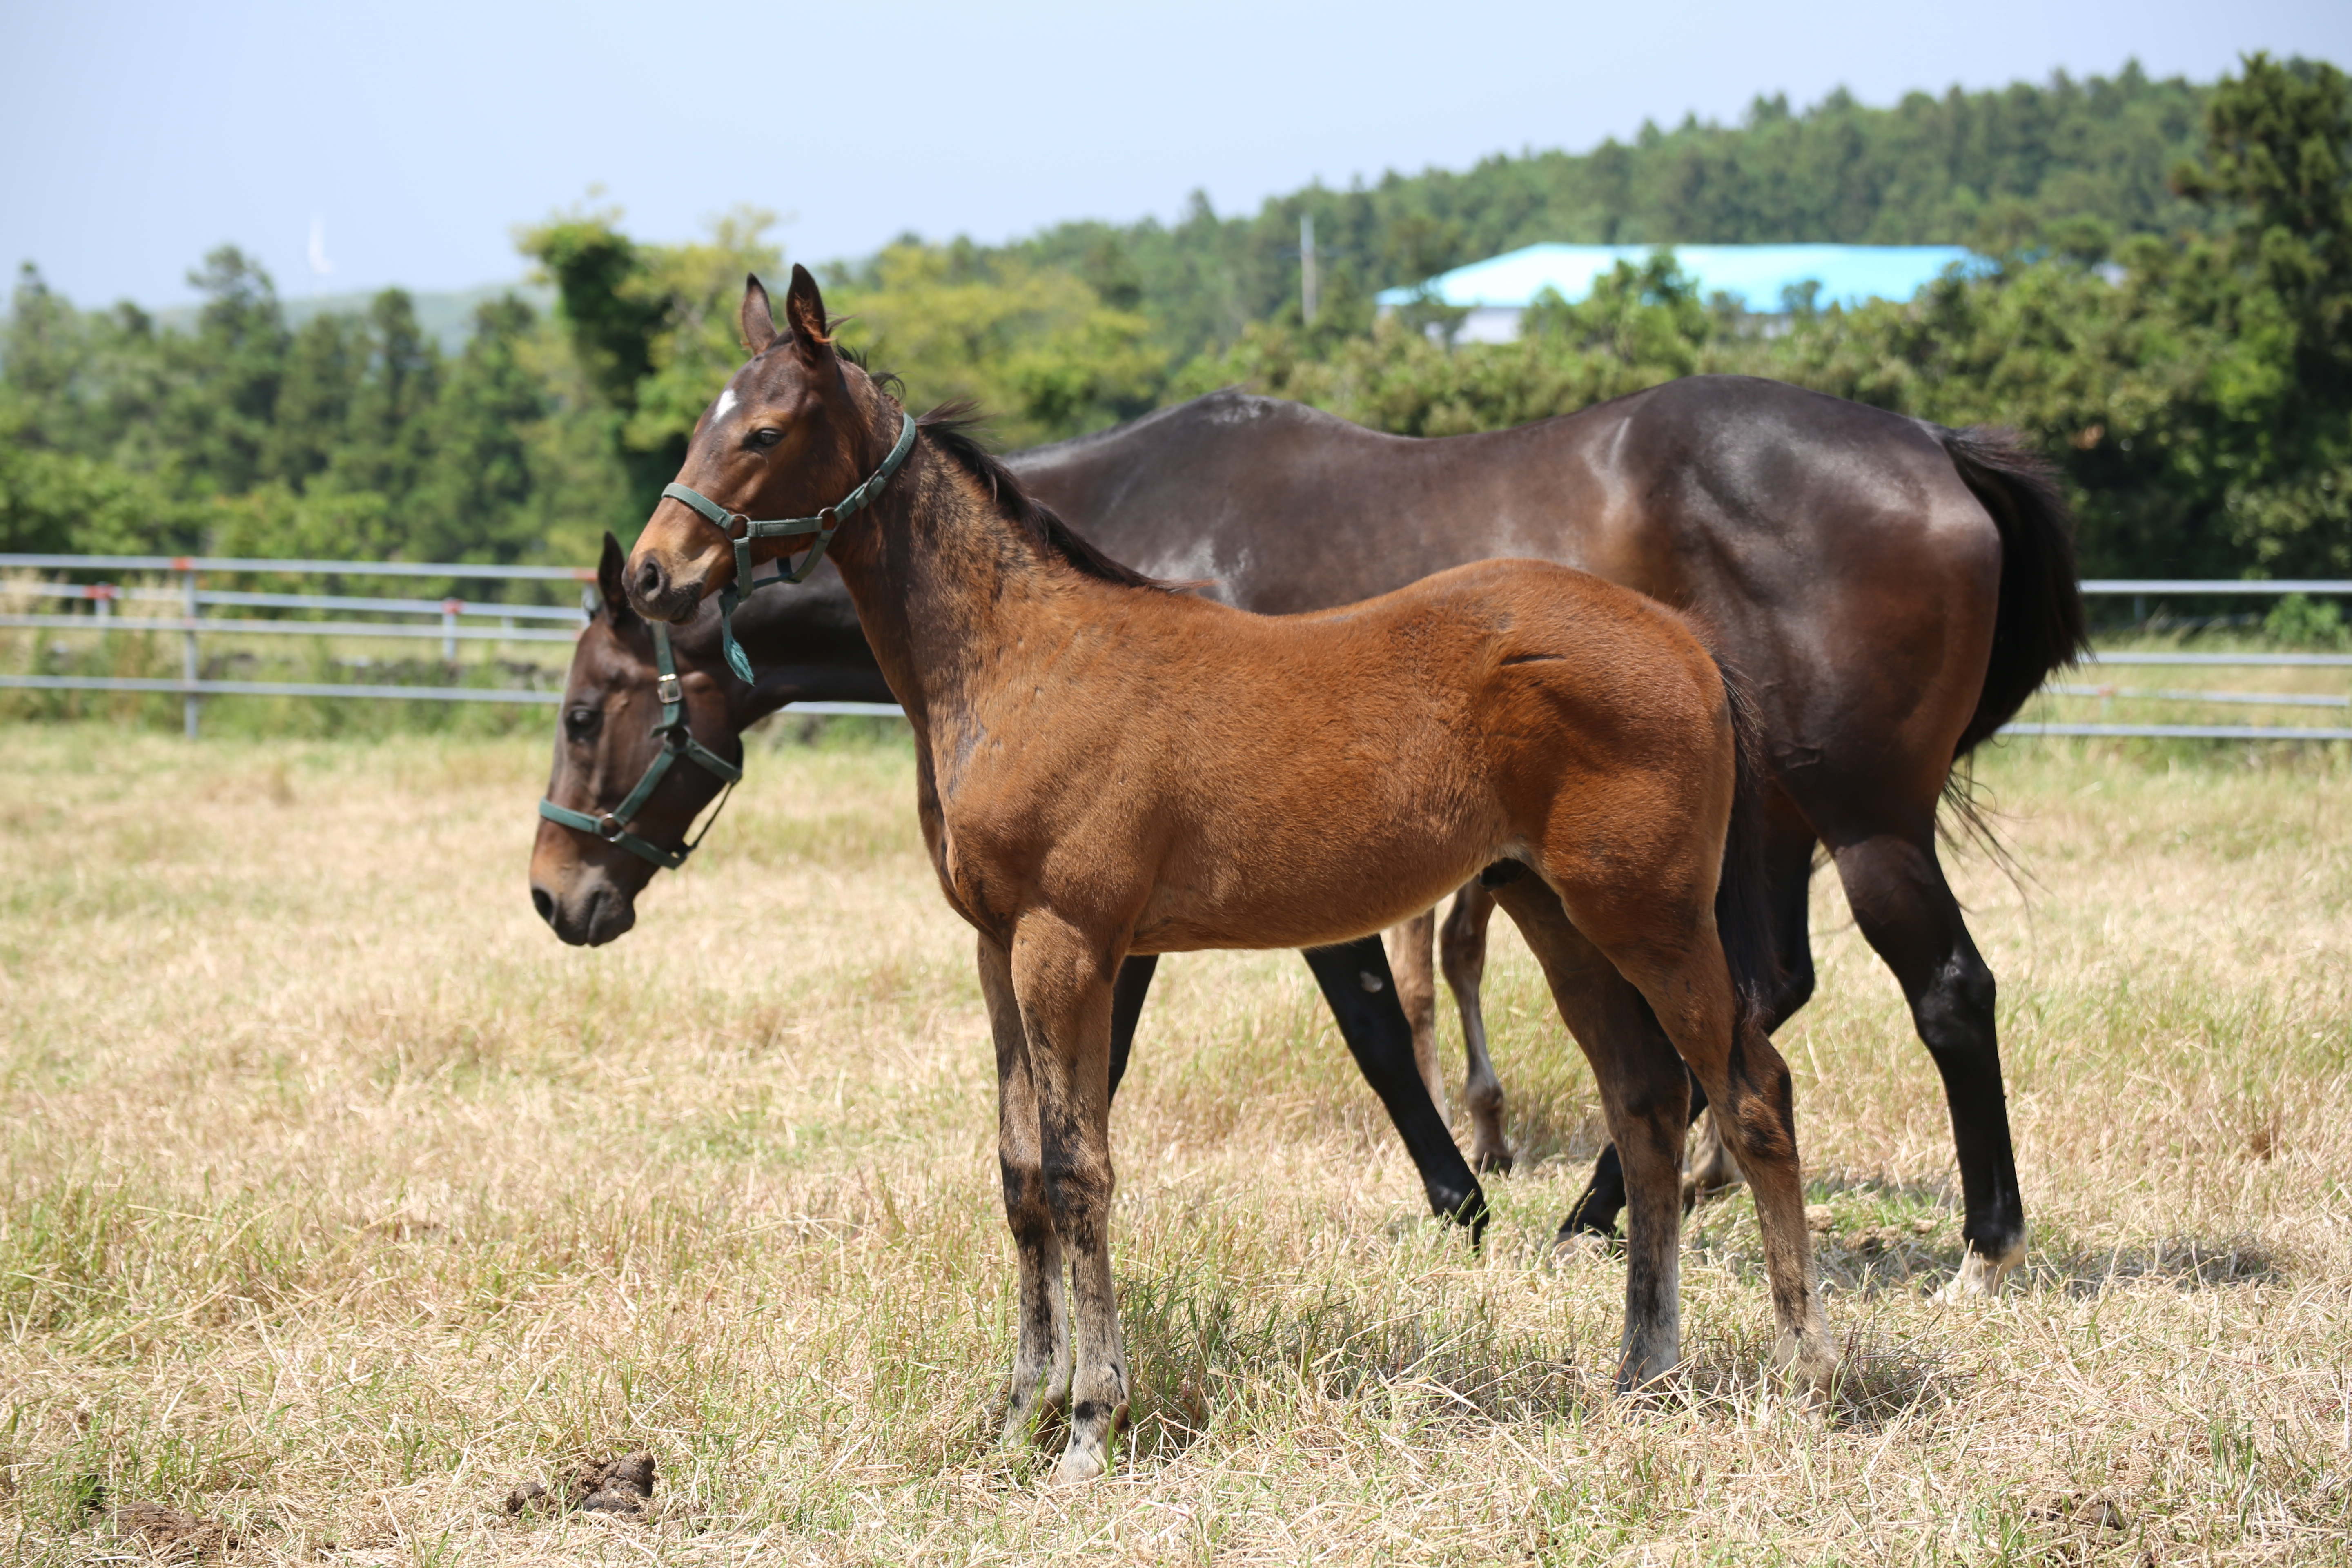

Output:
xmin=915 ymin=405 xmax=1182 ymax=592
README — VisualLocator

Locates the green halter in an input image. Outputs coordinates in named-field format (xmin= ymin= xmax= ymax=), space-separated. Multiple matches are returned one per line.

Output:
xmin=538 ymin=619 xmax=744 ymax=871
xmin=661 ymin=411 xmax=918 ymax=682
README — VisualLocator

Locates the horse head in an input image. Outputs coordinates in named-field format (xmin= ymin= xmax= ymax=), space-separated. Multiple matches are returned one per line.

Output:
xmin=529 ymin=532 xmax=746 ymax=945
xmin=625 ymin=266 xmax=902 ymax=625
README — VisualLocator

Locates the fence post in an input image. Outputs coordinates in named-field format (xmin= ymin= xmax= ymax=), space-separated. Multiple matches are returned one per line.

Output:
xmin=92 ymin=584 xmax=116 ymax=624
xmin=180 ymin=561 xmax=200 ymax=738
xmin=441 ymin=599 xmax=461 ymax=662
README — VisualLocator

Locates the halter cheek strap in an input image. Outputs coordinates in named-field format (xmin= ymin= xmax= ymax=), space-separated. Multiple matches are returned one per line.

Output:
xmin=660 ymin=411 xmax=919 ymax=682
xmin=538 ymin=619 xmax=744 ymax=871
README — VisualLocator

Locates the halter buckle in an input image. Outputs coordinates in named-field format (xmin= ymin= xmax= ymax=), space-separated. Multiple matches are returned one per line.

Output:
xmin=655 ymin=673 xmax=682 ymax=706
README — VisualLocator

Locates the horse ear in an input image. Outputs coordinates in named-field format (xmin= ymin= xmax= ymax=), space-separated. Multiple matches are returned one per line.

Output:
xmin=597 ymin=532 xmax=637 ymax=626
xmin=783 ymin=263 xmax=833 ymax=360
xmin=740 ymin=273 xmax=778 ymax=354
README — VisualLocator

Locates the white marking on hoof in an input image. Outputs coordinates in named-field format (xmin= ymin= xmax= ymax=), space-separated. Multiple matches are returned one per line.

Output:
xmin=1756 ymin=1385 xmax=1834 ymax=1428
xmin=1550 ymin=1229 xmax=1614 ymax=1268
xmin=1050 ymin=1441 xmax=1107 ymax=1486
xmin=1933 ymin=1236 xmax=2027 ymax=1303
xmin=1773 ymin=1330 xmax=1839 ymax=1382
xmin=998 ymin=1405 xmax=1037 ymax=1450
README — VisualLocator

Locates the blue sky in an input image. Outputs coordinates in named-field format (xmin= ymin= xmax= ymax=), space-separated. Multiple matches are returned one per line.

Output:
xmin=4 ymin=0 xmax=2348 ymax=309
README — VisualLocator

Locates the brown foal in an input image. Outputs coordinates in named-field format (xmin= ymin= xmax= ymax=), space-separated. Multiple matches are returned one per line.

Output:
xmin=625 ymin=270 xmax=1836 ymax=1482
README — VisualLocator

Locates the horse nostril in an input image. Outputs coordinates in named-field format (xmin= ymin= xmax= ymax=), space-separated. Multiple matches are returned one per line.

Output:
xmin=634 ymin=557 xmax=667 ymax=605
xmin=531 ymin=886 xmax=555 ymax=924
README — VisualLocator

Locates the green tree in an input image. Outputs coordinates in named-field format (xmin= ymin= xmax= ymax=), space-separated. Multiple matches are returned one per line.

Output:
xmin=1177 ymin=254 xmax=1716 ymax=438
xmin=826 ymin=241 xmax=1167 ymax=446
xmin=2169 ymin=53 xmax=2352 ymax=572
xmin=161 ymin=247 xmax=289 ymax=498
xmin=261 ymin=312 xmax=367 ymax=488
xmin=326 ymin=288 xmax=441 ymax=506
xmin=0 ymin=266 xmax=194 ymax=552
xmin=407 ymin=296 xmax=549 ymax=563
xmin=1757 ymin=53 xmax=2352 ymax=575
xmin=518 ymin=205 xmax=779 ymax=517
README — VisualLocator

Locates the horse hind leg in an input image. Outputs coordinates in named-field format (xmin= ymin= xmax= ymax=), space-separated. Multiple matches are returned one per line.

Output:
xmin=1440 ymin=879 xmax=1512 ymax=1172
xmin=1567 ymin=810 xmax=1815 ymax=1238
xmin=1827 ymin=825 xmax=2026 ymax=1299
xmin=1593 ymin=916 xmax=1835 ymax=1397
xmin=1381 ymin=909 xmax=1447 ymax=1119
xmin=1683 ymin=813 xmax=1820 ymax=1211
xmin=1486 ymin=878 xmax=1689 ymax=1387
xmin=1107 ymin=953 xmax=1158 ymax=1101
xmin=976 ymin=935 xmax=1071 ymax=1444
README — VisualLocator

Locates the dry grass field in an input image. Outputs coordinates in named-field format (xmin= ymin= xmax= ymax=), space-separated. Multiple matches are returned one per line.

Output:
xmin=0 ymin=721 xmax=2346 ymax=1564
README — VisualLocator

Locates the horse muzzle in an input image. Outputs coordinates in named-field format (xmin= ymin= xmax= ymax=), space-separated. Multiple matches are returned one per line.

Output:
xmin=530 ymin=867 xmax=638 ymax=947
xmin=627 ymin=551 xmax=710 ymax=625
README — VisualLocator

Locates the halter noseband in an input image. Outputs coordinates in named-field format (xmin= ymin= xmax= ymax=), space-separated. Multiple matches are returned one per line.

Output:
xmin=538 ymin=619 xmax=744 ymax=871
xmin=659 ymin=410 xmax=919 ymax=682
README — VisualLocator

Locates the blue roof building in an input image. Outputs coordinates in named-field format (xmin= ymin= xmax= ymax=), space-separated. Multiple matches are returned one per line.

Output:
xmin=1374 ymin=242 xmax=1979 ymax=342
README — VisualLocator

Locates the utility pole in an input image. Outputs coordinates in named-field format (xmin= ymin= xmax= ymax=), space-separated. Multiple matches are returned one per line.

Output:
xmin=1300 ymin=214 xmax=1319 ymax=328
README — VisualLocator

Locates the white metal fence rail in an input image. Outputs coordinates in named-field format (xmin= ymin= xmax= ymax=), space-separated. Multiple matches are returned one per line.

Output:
xmin=0 ymin=552 xmax=600 ymax=734
xmin=2 ymin=555 xmax=2345 ymax=740
xmin=2016 ymin=577 xmax=2352 ymax=741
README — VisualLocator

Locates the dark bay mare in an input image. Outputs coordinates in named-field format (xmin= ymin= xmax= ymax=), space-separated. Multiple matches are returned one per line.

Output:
xmin=617 ymin=267 xmax=1836 ymax=1482
xmin=532 ymin=341 xmax=2082 ymax=1299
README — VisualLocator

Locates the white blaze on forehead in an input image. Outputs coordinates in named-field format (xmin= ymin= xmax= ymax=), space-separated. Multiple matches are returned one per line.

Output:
xmin=712 ymin=386 xmax=739 ymax=423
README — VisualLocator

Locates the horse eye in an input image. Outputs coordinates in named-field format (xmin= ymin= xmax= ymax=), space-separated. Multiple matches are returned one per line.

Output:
xmin=564 ymin=708 xmax=601 ymax=741
xmin=750 ymin=427 xmax=783 ymax=450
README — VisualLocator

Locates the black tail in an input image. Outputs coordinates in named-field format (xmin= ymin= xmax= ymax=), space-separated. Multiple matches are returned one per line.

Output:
xmin=1713 ymin=664 xmax=1780 ymax=1047
xmin=1935 ymin=425 xmax=2090 ymax=759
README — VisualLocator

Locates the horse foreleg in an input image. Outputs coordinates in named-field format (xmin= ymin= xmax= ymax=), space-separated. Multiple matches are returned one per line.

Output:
xmin=1381 ymin=909 xmax=1446 ymax=1119
xmin=1439 ymin=879 xmax=1510 ymax=1172
xmin=977 ymin=934 xmax=1069 ymax=1446
xmin=1300 ymin=941 xmax=1486 ymax=1233
xmin=1010 ymin=916 xmax=1128 ymax=1485
xmin=1489 ymin=879 xmax=1688 ymax=1387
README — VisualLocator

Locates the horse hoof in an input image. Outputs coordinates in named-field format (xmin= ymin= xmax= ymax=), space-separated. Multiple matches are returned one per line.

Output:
xmin=1049 ymin=1444 xmax=1107 ymax=1486
xmin=1932 ymin=1237 xmax=2027 ymax=1303
xmin=1771 ymin=1330 xmax=1841 ymax=1411
xmin=1471 ymin=1147 xmax=1515 ymax=1176
xmin=1549 ymin=1227 xmax=1617 ymax=1267
xmin=1614 ymin=1353 xmax=1682 ymax=1397
xmin=1680 ymin=1174 xmax=1745 ymax=1213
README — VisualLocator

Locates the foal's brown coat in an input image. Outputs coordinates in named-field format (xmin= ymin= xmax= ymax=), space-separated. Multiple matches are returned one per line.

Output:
xmin=627 ymin=270 xmax=1835 ymax=1482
